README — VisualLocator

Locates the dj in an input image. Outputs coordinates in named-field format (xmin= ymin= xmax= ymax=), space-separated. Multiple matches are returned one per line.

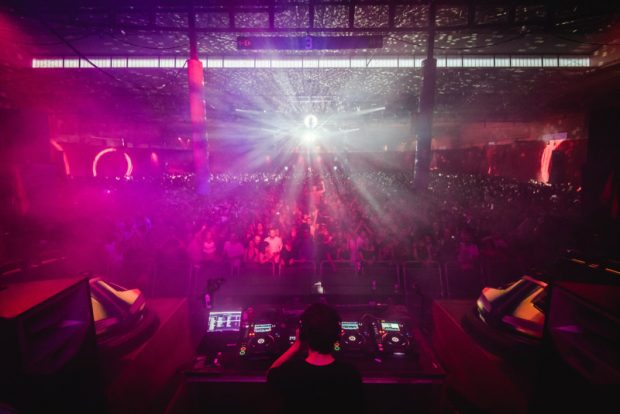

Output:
xmin=266 ymin=303 xmax=364 ymax=414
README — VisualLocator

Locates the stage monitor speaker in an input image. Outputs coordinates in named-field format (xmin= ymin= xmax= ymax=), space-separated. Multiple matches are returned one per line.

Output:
xmin=0 ymin=278 xmax=106 ymax=414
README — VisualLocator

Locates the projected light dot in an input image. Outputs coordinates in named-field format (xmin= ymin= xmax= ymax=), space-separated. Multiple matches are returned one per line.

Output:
xmin=304 ymin=114 xmax=318 ymax=129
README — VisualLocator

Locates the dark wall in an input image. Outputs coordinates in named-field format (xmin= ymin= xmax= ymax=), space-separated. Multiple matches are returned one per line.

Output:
xmin=580 ymin=108 xmax=620 ymax=258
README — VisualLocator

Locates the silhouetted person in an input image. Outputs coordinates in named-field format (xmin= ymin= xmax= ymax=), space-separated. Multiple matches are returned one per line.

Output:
xmin=267 ymin=303 xmax=364 ymax=414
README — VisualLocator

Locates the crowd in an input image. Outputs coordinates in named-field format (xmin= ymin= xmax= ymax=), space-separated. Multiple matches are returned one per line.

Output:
xmin=0 ymin=162 xmax=583 ymax=299
xmin=80 ymin=169 xmax=581 ymax=296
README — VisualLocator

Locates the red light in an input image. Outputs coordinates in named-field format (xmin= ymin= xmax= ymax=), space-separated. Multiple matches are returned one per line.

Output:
xmin=238 ymin=38 xmax=252 ymax=48
xmin=50 ymin=140 xmax=71 ymax=176
xmin=540 ymin=139 xmax=565 ymax=183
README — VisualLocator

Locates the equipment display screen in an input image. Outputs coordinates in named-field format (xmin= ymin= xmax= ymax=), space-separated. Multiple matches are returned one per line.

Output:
xmin=341 ymin=321 xmax=359 ymax=330
xmin=207 ymin=311 xmax=242 ymax=333
xmin=254 ymin=323 xmax=272 ymax=333
xmin=381 ymin=322 xmax=401 ymax=332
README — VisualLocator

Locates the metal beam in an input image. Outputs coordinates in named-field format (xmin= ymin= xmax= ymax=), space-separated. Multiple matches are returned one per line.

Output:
xmin=413 ymin=0 xmax=437 ymax=191
xmin=20 ymin=1 xmax=618 ymax=35
xmin=30 ymin=19 xmax=569 ymax=33
xmin=15 ymin=1 xmax=556 ymax=34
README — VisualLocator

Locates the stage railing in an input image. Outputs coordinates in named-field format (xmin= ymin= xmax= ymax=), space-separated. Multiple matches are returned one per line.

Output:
xmin=401 ymin=261 xmax=444 ymax=299
xmin=280 ymin=261 xmax=316 ymax=277
xmin=442 ymin=261 xmax=483 ymax=298
xmin=361 ymin=261 xmax=401 ymax=292
xmin=151 ymin=257 xmax=191 ymax=298
xmin=241 ymin=261 xmax=276 ymax=278
xmin=479 ymin=255 xmax=518 ymax=288
xmin=116 ymin=257 xmax=156 ymax=296
xmin=318 ymin=260 xmax=401 ymax=296
xmin=319 ymin=260 xmax=357 ymax=277
xmin=147 ymin=255 xmax=490 ymax=301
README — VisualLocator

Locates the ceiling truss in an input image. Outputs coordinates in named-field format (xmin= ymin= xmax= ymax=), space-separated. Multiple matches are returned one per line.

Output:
xmin=8 ymin=0 xmax=616 ymax=34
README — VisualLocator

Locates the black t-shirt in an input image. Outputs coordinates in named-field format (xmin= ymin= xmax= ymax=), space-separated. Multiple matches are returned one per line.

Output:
xmin=267 ymin=358 xmax=364 ymax=414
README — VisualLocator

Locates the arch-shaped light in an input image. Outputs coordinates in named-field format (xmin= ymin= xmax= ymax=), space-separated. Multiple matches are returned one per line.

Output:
xmin=93 ymin=148 xmax=133 ymax=178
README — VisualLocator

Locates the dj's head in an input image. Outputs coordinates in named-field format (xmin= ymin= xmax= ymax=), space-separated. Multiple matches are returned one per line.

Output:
xmin=299 ymin=303 xmax=341 ymax=354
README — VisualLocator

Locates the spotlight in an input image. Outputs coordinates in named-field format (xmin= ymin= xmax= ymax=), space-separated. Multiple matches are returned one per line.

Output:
xmin=304 ymin=114 xmax=318 ymax=129
xmin=302 ymin=131 xmax=317 ymax=144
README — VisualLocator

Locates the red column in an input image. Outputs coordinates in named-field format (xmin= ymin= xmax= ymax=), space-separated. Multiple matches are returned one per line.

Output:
xmin=188 ymin=57 xmax=209 ymax=194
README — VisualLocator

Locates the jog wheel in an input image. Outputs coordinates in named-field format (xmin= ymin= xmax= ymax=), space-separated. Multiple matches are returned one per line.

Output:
xmin=381 ymin=332 xmax=410 ymax=351
xmin=341 ymin=332 xmax=365 ymax=350
xmin=248 ymin=334 xmax=276 ymax=354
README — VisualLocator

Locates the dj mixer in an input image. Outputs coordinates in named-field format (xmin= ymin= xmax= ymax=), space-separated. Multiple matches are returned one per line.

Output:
xmin=186 ymin=304 xmax=445 ymax=414
xmin=196 ymin=304 xmax=420 ymax=373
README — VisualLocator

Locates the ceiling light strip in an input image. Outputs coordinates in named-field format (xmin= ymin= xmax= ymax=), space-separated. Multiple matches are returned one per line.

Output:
xmin=32 ymin=55 xmax=590 ymax=69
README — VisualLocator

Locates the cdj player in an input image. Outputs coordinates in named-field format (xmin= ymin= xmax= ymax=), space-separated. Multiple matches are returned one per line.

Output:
xmin=239 ymin=322 xmax=281 ymax=358
xmin=196 ymin=305 xmax=419 ymax=371
xmin=337 ymin=320 xmax=374 ymax=355
xmin=238 ymin=306 xmax=301 ymax=360
xmin=374 ymin=320 xmax=417 ymax=356
xmin=186 ymin=304 xmax=446 ymax=414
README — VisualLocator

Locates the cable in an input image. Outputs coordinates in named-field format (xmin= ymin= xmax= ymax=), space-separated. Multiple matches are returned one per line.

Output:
xmin=108 ymin=30 xmax=238 ymax=56
xmin=154 ymin=59 xmax=188 ymax=91
xmin=37 ymin=17 xmax=198 ymax=95
xmin=18 ymin=33 xmax=96 ymax=47
xmin=552 ymin=33 xmax=620 ymax=47
xmin=37 ymin=18 xmax=127 ymax=85
xmin=107 ymin=32 xmax=188 ymax=50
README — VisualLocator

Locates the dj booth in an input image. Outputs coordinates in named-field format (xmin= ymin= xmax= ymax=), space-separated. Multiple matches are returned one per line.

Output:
xmin=174 ymin=303 xmax=446 ymax=414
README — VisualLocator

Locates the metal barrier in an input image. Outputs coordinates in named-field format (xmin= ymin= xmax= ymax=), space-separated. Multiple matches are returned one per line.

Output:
xmin=318 ymin=260 xmax=401 ymax=296
xmin=242 ymin=262 xmax=276 ymax=278
xmin=479 ymin=256 xmax=518 ymax=288
xmin=279 ymin=262 xmax=317 ymax=295
xmin=119 ymin=257 xmax=156 ymax=293
xmin=150 ymin=256 xmax=488 ymax=301
xmin=442 ymin=261 xmax=483 ymax=298
xmin=400 ymin=261 xmax=442 ymax=331
xmin=187 ymin=261 xmax=229 ymax=297
xmin=280 ymin=261 xmax=316 ymax=278
xmin=361 ymin=261 xmax=400 ymax=291
xmin=401 ymin=261 xmax=444 ymax=299
xmin=319 ymin=260 xmax=357 ymax=277
xmin=319 ymin=260 xmax=359 ymax=295
xmin=151 ymin=257 xmax=191 ymax=297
